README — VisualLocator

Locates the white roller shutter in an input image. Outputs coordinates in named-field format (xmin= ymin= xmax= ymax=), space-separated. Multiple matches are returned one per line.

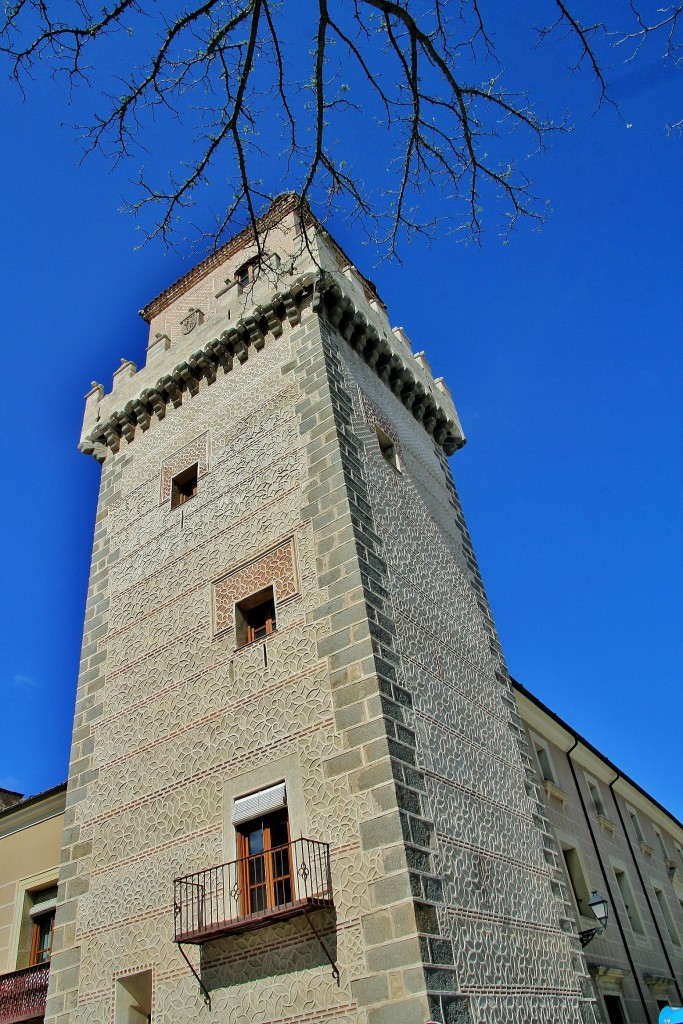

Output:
xmin=30 ymin=897 xmax=57 ymax=918
xmin=232 ymin=782 xmax=286 ymax=826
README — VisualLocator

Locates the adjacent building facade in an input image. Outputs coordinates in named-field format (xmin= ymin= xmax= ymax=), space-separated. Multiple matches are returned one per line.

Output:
xmin=516 ymin=681 xmax=683 ymax=1024
xmin=0 ymin=195 xmax=679 ymax=1024
xmin=0 ymin=784 xmax=66 ymax=1023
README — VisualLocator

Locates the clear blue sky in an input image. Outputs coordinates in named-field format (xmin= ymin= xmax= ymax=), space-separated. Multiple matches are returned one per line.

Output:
xmin=0 ymin=5 xmax=681 ymax=821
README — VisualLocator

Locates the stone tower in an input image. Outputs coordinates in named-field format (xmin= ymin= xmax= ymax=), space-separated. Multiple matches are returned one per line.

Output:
xmin=48 ymin=195 xmax=598 ymax=1024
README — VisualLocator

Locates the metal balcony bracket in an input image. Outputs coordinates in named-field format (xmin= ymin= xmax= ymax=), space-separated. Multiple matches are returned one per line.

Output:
xmin=177 ymin=942 xmax=211 ymax=1009
xmin=302 ymin=907 xmax=340 ymax=986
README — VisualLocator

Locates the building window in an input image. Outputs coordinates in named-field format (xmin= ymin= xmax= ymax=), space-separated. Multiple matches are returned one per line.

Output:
xmin=22 ymin=886 xmax=58 ymax=968
xmin=654 ymin=887 xmax=681 ymax=946
xmin=627 ymin=807 xmax=645 ymax=843
xmin=375 ymin=425 xmax=400 ymax=471
xmin=237 ymin=808 xmax=292 ymax=915
xmin=234 ymin=258 xmax=259 ymax=289
xmin=114 ymin=969 xmax=152 ymax=1024
xmin=603 ymin=995 xmax=629 ymax=1024
xmin=561 ymin=843 xmax=591 ymax=918
xmin=235 ymin=586 xmax=276 ymax=647
xmin=532 ymin=736 xmax=556 ymax=783
xmin=654 ymin=829 xmax=670 ymax=861
xmin=29 ymin=910 xmax=54 ymax=965
xmin=170 ymin=463 xmax=198 ymax=509
xmin=586 ymin=777 xmax=606 ymax=818
xmin=613 ymin=867 xmax=645 ymax=934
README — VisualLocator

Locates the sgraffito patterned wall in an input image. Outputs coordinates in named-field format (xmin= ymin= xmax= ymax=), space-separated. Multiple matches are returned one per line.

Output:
xmin=46 ymin=307 xmax=392 ymax=1024
xmin=334 ymin=340 xmax=600 ymax=1024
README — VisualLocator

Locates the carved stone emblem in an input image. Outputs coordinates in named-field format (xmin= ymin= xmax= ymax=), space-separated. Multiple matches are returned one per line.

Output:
xmin=181 ymin=308 xmax=204 ymax=335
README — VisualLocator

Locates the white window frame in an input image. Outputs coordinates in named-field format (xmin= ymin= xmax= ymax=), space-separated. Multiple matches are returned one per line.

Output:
xmin=612 ymin=862 xmax=647 ymax=939
xmin=653 ymin=886 xmax=682 ymax=947
xmin=584 ymin=773 xmax=606 ymax=818
xmin=530 ymin=732 xmax=557 ymax=785
xmin=626 ymin=805 xmax=645 ymax=843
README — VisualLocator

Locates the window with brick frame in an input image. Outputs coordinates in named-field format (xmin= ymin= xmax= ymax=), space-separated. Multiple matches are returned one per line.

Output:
xmin=235 ymin=586 xmax=276 ymax=647
xmin=171 ymin=463 xmax=198 ymax=509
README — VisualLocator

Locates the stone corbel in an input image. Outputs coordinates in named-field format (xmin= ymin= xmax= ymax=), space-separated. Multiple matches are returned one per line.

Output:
xmin=141 ymin=388 xmax=167 ymax=421
xmin=341 ymin=309 xmax=365 ymax=343
xmin=433 ymin=413 xmax=449 ymax=445
xmin=102 ymin=418 xmax=122 ymax=453
xmin=280 ymin=292 xmax=301 ymax=326
xmin=158 ymin=375 xmax=183 ymax=409
xmin=365 ymin=335 xmax=387 ymax=370
xmin=119 ymin=413 xmax=136 ymax=444
xmin=389 ymin=364 xmax=411 ymax=397
xmin=77 ymin=438 xmax=108 ymax=463
xmin=256 ymin=303 xmax=284 ymax=339
xmin=423 ymin=414 xmax=437 ymax=435
xmin=442 ymin=435 xmax=460 ymax=456
xmin=326 ymin=299 xmax=345 ymax=328
xmin=220 ymin=327 xmax=244 ymax=363
xmin=126 ymin=398 xmax=151 ymax=432
xmin=411 ymin=387 xmax=429 ymax=422
xmin=348 ymin=321 xmax=371 ymax=354
xmin=206 ymin=338 xmax=233 ymax=373
xmin=377 ymin=352 xmax=399 ymax=384
xmin=354 ymin=325 xmax=378 ymax=361
xmin=174 ymin=363 xmax=200 ymax=397
xmin=190 ymin=351 xmax=216 ymax=385
xmin=242 ymin=316 xmax=265 ymax=351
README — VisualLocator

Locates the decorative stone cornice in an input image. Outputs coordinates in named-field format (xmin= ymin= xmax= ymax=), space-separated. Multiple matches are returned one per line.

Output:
xmin=80 ymin=271 xmax=465 ymax=462
xmin=643 ymin=973 xmax=675 ymax=996
xmin=587 ymin=964 xmax=629 ymax=985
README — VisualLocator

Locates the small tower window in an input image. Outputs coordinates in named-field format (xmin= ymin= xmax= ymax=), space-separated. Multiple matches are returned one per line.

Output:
xmin=375 ymin=425 xmax=400 ymax=471
xmin=171 ymin=463 xmax=198 ymax=509
xmin=234 ymin=258 xmax=259 ymax=290
xmin=235 ymin=586 xmax=276 ymax=647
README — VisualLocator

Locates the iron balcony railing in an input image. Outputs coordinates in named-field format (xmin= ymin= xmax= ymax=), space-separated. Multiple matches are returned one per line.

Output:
xmin=174 ymin=837 xmax=333 ymax=943
xmin=0 ymin=962 xmax=50 ymax=1024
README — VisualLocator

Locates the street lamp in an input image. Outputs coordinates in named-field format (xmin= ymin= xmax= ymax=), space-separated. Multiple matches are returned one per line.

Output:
xmin=579 ymin=891 xmax=609 ymax=947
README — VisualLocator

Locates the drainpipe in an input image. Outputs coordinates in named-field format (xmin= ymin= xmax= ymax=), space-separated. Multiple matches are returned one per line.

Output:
xmin=565 ymin=738 xmax=652 ymax=1022
xmin=608 ymin=772 xmax=683 ymax=1006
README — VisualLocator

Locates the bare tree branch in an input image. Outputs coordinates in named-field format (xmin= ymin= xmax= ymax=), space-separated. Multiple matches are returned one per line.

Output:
xmin=1 ymin=0 xmax=679 ymax=256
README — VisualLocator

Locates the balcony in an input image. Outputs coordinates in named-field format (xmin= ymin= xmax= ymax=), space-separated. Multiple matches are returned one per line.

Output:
xmin=0 ymin=963 xmax=49 ymax=1023
xmin=174 ymin=838 xmax=333 ymax=944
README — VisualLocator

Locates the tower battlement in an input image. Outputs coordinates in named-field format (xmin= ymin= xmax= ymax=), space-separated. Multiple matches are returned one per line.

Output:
xmin=80 ymin=198 xmax=464 ymax=462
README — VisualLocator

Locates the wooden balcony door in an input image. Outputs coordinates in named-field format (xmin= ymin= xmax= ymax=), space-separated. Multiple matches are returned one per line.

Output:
xmin=237 ymin=808 xmax=293 ymax=915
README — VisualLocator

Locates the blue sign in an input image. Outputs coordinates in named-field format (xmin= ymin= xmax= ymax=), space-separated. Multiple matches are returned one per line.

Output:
xmin=659 ymin=1009 xmax=683 ymax=1024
